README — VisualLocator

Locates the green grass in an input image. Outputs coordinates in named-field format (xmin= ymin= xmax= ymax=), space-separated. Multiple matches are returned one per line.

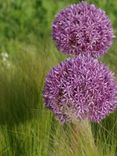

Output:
xmin=0 ymin=37 xmax=116 ymax=156
xmin=0 ymin=0 xmax=117 ymax=155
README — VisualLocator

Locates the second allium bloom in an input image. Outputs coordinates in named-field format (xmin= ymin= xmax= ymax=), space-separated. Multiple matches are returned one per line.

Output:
xmin=52 ymin=2 xmax=114 ymax=58
xmin=43 ymin=56 xmax=117 ymax=123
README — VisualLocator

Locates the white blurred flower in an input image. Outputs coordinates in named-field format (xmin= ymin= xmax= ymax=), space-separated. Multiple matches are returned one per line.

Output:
xmin=1 ymin=52 xmax=9 ymax=61
xmin=0 ymin=52 xmax=11 ymax=68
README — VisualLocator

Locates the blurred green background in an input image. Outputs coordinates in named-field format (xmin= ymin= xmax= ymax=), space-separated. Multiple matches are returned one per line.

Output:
xmin=0 ymin=0 xmax=117 ymax=156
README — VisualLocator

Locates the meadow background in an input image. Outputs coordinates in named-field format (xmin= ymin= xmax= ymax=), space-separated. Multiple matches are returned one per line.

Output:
xmin=0 ymin=0 xmax=117 ymax=155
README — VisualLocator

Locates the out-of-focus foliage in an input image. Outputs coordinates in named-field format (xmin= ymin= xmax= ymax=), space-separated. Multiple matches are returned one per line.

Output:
xmin=0 ymin=0 xmax=47 ymax=40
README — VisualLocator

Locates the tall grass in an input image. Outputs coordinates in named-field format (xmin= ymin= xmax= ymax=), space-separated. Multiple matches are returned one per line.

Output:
xmin=0 ymin=37 xmax=117 ymax=156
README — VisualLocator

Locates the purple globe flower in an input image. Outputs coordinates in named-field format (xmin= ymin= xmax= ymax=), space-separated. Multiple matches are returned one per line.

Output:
xmin=52 ymin=2 xmax=114 ymax=58
xmin=43 ymin=56 xmax=117 ymax=123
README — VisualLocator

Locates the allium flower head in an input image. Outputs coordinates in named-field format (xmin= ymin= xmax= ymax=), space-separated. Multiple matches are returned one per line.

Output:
xmin=52 ymin=2 xmax=114 ymax=58
xmin=43 ymin=56 xmax=117 ymax=123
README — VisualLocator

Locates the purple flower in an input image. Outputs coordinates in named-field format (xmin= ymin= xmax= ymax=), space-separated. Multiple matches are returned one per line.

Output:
xmin=43 ymin=56 xmax=117 ymax=123
xmin=52 ymin=2 xmax=114 ymax=58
